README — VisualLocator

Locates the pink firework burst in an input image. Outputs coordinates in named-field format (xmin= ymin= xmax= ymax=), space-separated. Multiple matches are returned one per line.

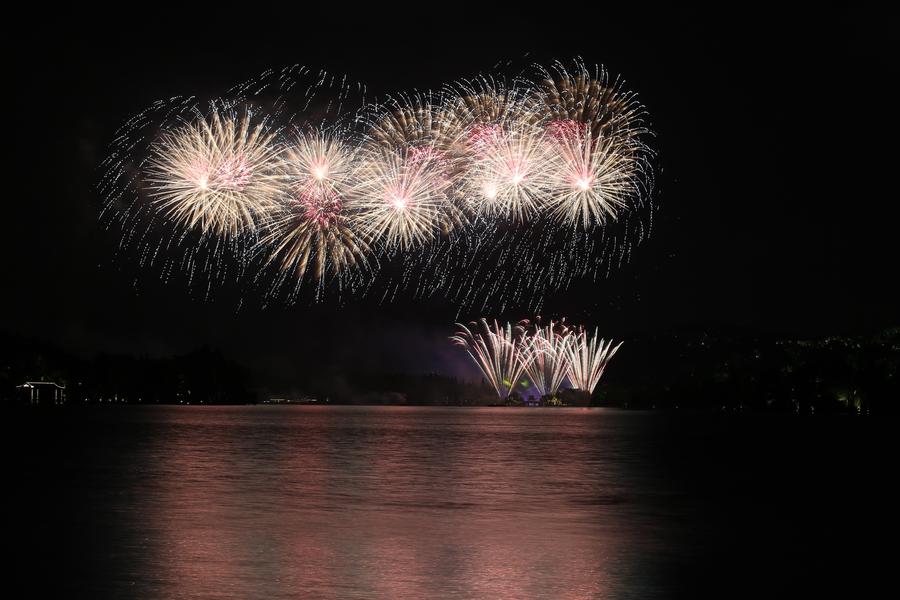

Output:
xmin=544 ymin=119 xmax=590 ymax=144
xmin=293 ymin=187 xmax=344 ymax=228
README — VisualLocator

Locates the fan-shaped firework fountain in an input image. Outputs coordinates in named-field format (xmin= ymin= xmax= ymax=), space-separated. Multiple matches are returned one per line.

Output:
xmin=450 ymin=319 xmax=528 ymax=399
xmin=521 ymin=319 xmax=575 ymax=398
xmin=566 ymin=327 xmax=623 ymax=395
xmin=452 ymin=318 xmax=622 ymax=402
xmin=100 ymin=60 xmax=654 ymax=312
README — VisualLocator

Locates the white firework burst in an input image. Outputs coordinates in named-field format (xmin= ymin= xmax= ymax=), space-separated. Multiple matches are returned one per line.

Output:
xmin=261 ymin=130 xmax=369 ymax=281
xmin=144 ymin=109 xmax=282 ymax=238
xmin=462 ymin=121 xmax=555 ymax=221
xmin=545 ymin=126 xmax=641 ymax=228
xmin=352 ymin=146 xmax=453 ymax=249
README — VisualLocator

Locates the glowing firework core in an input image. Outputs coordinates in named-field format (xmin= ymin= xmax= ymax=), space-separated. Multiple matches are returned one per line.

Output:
xmin=393 ymin=197 xmax=407 ymax=210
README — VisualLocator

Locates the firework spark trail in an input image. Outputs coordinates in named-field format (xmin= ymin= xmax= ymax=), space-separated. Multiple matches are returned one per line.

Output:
xmin=451 ymin=319 xmax=527 ymax=399
xmin=566 ymin=327 xmax=623 ymax=394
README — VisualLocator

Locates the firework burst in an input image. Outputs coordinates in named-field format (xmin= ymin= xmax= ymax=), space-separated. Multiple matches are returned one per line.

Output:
xmin=441 ymin=77 xmax=530 ymax=142
xmin=260 ymin=130 xmax=369 ymax=282
xmin=462 ymin=121 xmax=556 ymax=221
xmin=143 ymin=109 xmax=282 ymax=239
xmin=102 ymin=60 xmax=656 ymax=310
xmin=528 ymin=59 xmax=647 ymax=142
xmin=524 ymin=60 xmax=653 ymax=229
xmin=352 ymin=145 xmax=455 ymax=249
xmin=545 ymin=128 xmax=643 ymax=228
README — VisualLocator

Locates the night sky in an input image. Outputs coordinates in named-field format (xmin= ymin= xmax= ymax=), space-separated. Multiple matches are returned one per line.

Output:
xmin=4 ymin=7 xmax=896 ymax=386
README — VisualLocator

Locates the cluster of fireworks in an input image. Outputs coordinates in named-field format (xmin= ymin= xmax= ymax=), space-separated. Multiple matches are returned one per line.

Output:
xmin=452 ymin=318 xmax=622 ymax=400
xmin=101 ymin=61 xmax=654 ymax=312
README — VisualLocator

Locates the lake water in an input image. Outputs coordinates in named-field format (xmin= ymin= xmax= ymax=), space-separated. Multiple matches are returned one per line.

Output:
xmin=7 ymin=406 xmax=884 ymax=598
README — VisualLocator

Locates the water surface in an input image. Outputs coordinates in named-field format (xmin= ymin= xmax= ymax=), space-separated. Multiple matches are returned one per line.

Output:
xmin=8 ymin=406 xmax=883 ymax=598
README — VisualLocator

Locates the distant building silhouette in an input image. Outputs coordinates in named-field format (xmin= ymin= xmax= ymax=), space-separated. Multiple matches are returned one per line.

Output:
xmin=16 ymin=381 xmax=66 ymax=405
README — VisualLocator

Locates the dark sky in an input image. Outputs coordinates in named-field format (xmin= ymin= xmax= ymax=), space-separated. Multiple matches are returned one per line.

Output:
xmin=4 ymin=7 xmax=896 ymax=384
